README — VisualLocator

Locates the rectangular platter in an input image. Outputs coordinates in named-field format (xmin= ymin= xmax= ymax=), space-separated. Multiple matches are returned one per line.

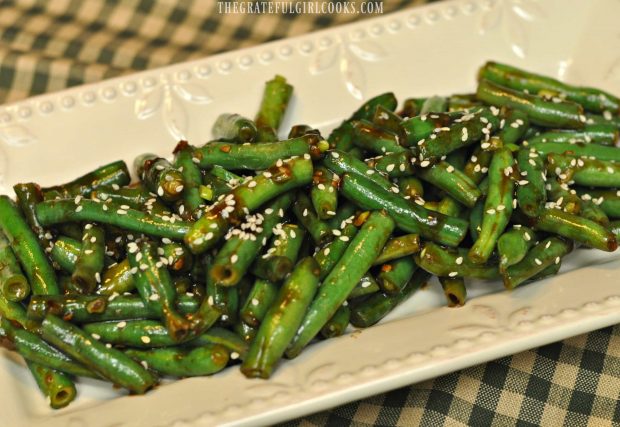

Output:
xmin=0 ymin=0 xmax=619 ymax=425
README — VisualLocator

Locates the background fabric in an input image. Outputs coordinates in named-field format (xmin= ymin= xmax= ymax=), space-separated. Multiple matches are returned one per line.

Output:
xmin=0 ymin=1 xmax=618 ymax=425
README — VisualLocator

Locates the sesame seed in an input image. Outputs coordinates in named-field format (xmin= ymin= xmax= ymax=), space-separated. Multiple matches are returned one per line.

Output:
xmin=84 ymin=249 xmax=93 ymax=255
xmin=149 ymin=293 xmax=160 ymax=301
xmin=141 ymin=336 xmax=151 ymax=344
xmin=117 ymin=209 xmax=127 ymax=215
xmin=75 ymin=206 xmax=83 ymax=213
xmin=251 ymin=298 xmax=259 ymax=306
xmin=248 ymin=181 xmax=257 ymax=188
xmin=420 ymin=160 xmax=430 ymax=167
xmin=326 ymin=210 xmax=336 ymax=216
xmin=331 ymin=152 xmax=340 ymax=159
xmin=323 ymin=248 xmax=331 ymax=256
xmin=332 ymin=229 xmax=342 ymax=236
xmin=496 ymin=204 xmax=505 ymax=211
xmin=340 ymin=236 xmax=350 ymax=242
xmin=534 ymin=258 xmax=542 ymax=266
xmin=231 ymin=254 xmax=239 ymax=264
xmin=486 ymin=208 xmax=496 ymax=214
xmin=448 ymin=271 xmax=458 ymax=277
xmin=91 ymin=333 xmax=101 ymax=340
xmin=545 ymin=241 xmax=551 ymax=249
xmin=386 ymin=164 xmax=395 ymax=172
xmin=524 ymin=232 xmax=531 ymax=241
xmin=455 ymin=257 xmax=463 ymax=265
xmin=230 ymin=351 xmax=240 ymax=360
xmin=555 ymin=257 xmax=560 ymax=264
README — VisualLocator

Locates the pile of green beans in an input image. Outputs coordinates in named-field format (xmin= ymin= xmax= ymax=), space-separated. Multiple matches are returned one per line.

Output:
xmin=1 ymin=64 xmax=619 ymax=408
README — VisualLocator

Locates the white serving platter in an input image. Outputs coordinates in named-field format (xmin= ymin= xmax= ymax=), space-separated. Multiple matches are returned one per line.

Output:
xmin=1 ymin=0 xmax=619 ymax=425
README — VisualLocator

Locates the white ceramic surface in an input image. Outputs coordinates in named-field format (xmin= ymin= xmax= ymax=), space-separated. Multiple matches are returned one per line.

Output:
xmin=1 ymin=0 xmax=619 ymax=425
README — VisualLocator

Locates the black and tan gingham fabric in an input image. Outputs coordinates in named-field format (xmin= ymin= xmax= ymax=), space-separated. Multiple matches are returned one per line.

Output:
xmin=1 ymin=1 xmax=619 ymax=425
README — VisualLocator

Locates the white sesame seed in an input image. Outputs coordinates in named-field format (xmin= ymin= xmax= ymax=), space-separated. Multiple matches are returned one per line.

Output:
xmin=386 ymin=164 xmax=395 ymax=172
xmin=486 ymin=208 xmax=496 ymax=214
xmin=141 ymin=336 xmax=151 ymax=344
xmin=75 ymin=205 xmax=83 ymax=213
xmin=149 ymin=293 xmax=160 ymax=301
xmin=231 ymin=254 xmax=239 ymax=264
xmin=555 ymin=256 xmax=560 ymax=264
xmin=455 ymin=257 xmax=464 ymax=265
xmin=230 ymin=351 xmax=240 ymax=360
xmin=534 ymin=258 xmax=542 ymax=266
xmin=448 ymin=271 xmax=458 ymax=277
xmin=524 ymin=232 xmax=531 ymax=241
xmin=251 ymin=298 xmax=259 ymax=306
xmin=91 ymin=333 xmax=101 ymax=340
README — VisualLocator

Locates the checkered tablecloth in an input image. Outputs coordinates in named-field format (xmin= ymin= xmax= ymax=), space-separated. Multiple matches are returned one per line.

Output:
xmin=1 ymin=1 xmax=618 ymax=425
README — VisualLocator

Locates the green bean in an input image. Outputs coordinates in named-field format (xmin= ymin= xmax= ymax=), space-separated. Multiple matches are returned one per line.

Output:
xmin=255 ymin=75 xmax=293 ymax=141
xmin=373 ymin=233 xmax=420 ymax=265
xmin=13 ymin=182 xmax=52 ymax=249
xmin=576 ymin=189 xmax=620 ymax=218
xmin=239 ymin=279 xmax=278 ymax=327
xmin=173 ymin=140 xmax=205 ymax=217
xmin=351 ymin=120 xmax=405 ymax=155
xmin=128 ymin=240 xmax=191 ymax=341
xmin=42 ymin=160 xmax=130 ymax=200
xmin=323 ymin=150 xmax=392 ymax=190
xmin=0 ymin=230 xmax=29 ymax=302
xmin=332 ymin=93 xmax=398 ymax=146
xmin=70 ymin=224 xmax=105 ymax=294
xmin=515 ymin=148 xmax=547 ymax=217
xmin=350 ymin=269 xmax=431 ymax=328
xmin=27 ymin=361 xmax=76 ymax=409
xmin=400 ymin=112 xmax=452 ymax=147
xmin=502 ymin=237 xmax=573 ymax=289
xmin=36 ymin=199 xmax=191 ymax=240
xmin=420 ymin=96 xmax=448 ymax=114
xmin=326 ymin=201 xmax=357 ymax=230
xmin=193 ymin=134 xmax=322 ymax=171
xmin=398 ymin=176 xmax=425 ymax=198
xmin=234 ymin=319 xmax=258 ymax=343
xmin=161 ymin=241 xmax=193 ymax=273
xmin=477 ymin=79 xmax=585 ymax=129
xmin=288 ymin=124 xmax=318 ymax=139
xmin=1 ymin=318 xmax=95 ymax=378
xmin=531 ymin=209 xmax=618 ymax=251
xmin=0 ymin=196 xmax=59 ymax=295
xmin=372 ymin=104 xmax=404 ymax=134
xmin=377 ymin=256 xmax=417 ymax=295
xmin=348 ymin=274 xmax=381 ymax=300
xmin=479 ymin=61 xmax=620 ymax=114
xmin=415 ymin=108 xmax=500 ymax=161
xmin=311 ymin=166 xmax=339 ymax=220
xmin=27 ymin=295 xmax=191 ymax=324
xmin=135 ymin=153 xmax=185 ymax=203
xmin=610 ymin=220 xmax=620 ymax=240
xmin=40 ymin=315 xmax=157 ymax=394
xmin=439 ymin=276 xmax=467 ymax=307
xmin=314 ymin=222 xmax=359 ymax=279
xmin=528 ymin=141 xmax=620 ymax=162
xmin=98 ymin=259 xmax=134 ymax=295
xmin=367 ymin=151 xmax=415 ymax=178
xmin=416 ymin=242 xmax=500 ymax=280
xmin=320 ymin=304 xmax=350 ymax=339
xmin=125 ymin=344 xmax=229 ymax=377
xmin=251 ymin=224 xmax=304 ymax=282
xmin=340 ymin=173 xmax=468 ymax=247
xmin=492 ymin=109 xmax=530 ymax=146
xmin=497 ymin=226 xmax=538 ymax=272
xmin=92 ymin=185 xmax=152 ymax=210
xmin=185 ymin=156 xmax=313 ymax=254
xmin=208 ymin=194 xmax=292 ymax=287
xmin=464 ymin=146 xmax=493 ymax=184
xmin=242 ymin=257 xmax=320 ymax=378
xmin=286 ymin=210 xmax=394 ymax=358
xmin=417 ymin=161 xmax=482 ymax=208
xmin=292 ymin=192 xmax=331 ymax=245
xmin=448 ymin=94 xmax=483 ymax=112
xmin=547 ymin=152 xmax=620 ymax=187
xmin=527 ymin=124 xmax=618 ymax=146
xmin=469 ymin=147 xmax=514 ymax=263
xmin=469 ymin=197 xmax=484 ymax=241
xmin=328 ymin=121 xmax=355 ymax=151
xmin=213 ymin=113 xmax=258 ymax=143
